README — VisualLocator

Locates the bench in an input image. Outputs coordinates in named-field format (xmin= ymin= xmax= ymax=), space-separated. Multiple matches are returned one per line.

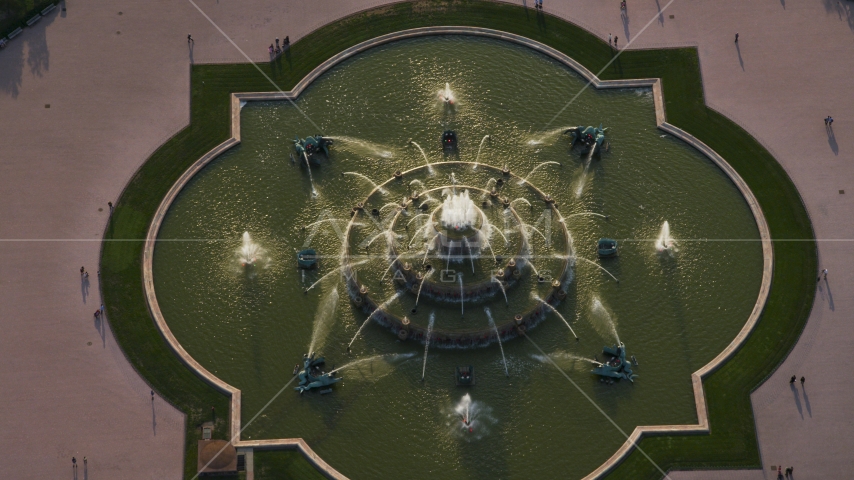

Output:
xmin=41 ymin=4 xmax=56 ymax=16
xmin=26 ymin=15 xmax=41 ymax=26
xmin=7 ymin=27 xmax=23 ymax=39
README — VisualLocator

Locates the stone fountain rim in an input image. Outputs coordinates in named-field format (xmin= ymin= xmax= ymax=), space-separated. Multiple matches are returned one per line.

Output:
xmin=140 ymin=26 xmax=773 ymax=480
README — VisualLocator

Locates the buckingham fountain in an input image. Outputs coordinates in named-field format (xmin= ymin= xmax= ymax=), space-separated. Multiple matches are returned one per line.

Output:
xmin=152 ymin=35 xmax=765 ymax=480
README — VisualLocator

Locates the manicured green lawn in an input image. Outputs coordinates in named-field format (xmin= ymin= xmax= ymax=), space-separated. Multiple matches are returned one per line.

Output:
xmin=253 ymin=450 xmax=328 ymax=480
xmin=100 ymin=1 xmax=815 ymax=478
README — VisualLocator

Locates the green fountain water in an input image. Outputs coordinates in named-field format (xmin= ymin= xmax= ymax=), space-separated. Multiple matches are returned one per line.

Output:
xmin=152 ymin=36 xmax=763 ymax=479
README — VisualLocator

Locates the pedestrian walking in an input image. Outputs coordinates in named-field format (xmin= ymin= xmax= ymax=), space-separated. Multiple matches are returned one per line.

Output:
xmin=788 ymin=466 xmax=793 ymax=476
xmin=83 ymin=457 xmax=87 ymax=466
xmin=275 ymin=45 xmax=281 ymax=55
xmin=614 ymin=36 xmax=618 ymax=49
xmin=108 ymin=201 xmax=113 ymax=214
xmin=829 ymin=116 xmax=834 ymax=126
xmin=80 ymin=266 xmax=85 ymax=276
xmin=72 ymin=457 xmax=77 ymax=468
xmin=94 ymin=310 xmax=100 ymax=319
xmin=734 ymin=33 xmax=739 ymax=43
xmin=789 ymin=375 xmax=796 ymax=384
xmin=100 ymin=304 xmax=105 ymax=315
xmin=187 ymin=34 xmax=193 ymax=44
xmin=800 ymin=376 xmax=805 ymax=385
xmin=825 ymin=116 xmax=830 ymax=125
xmin=284 ymin=36 xmax=290 ymax=45
xmin=83 ymin=271 xmax=89 ymax=279
xmin=151 ymin=390 xmax=155 ymax=400
xmin=268 ymin=44 xmax=274 ymax=56
xmin=276 ymin=37 xmax=280 ymax=48
xmin=609 ymin=33 xmax=612 ymax=46
xmin=817 ymin=268 xmax=828 ymax=282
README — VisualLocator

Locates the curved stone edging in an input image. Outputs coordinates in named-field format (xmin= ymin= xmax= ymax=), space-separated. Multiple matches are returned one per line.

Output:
xmin=141 ymin=27 xmax=773 ymax=480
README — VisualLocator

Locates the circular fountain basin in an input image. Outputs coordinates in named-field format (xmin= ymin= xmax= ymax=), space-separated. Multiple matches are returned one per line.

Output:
xmin=151 ymin=36 xmax=764 ymax=480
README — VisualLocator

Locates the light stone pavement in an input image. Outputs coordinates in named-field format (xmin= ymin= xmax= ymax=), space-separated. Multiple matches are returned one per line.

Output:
xmin=0 ymin=0 xmax=850 ymax=478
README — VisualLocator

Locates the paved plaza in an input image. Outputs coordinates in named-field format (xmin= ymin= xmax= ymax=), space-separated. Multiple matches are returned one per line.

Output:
xmin=0 ymin=0 xmax=851 ymax=478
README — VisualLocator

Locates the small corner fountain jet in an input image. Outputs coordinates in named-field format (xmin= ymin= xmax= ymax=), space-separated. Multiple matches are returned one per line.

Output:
xmin=439 ymin=82 xmax=455 ymax=105
xmin=563 ymin=123 xmax=609 ymax=156
xmin=294 ymin=352 xmax=342 ymax=394
xmin=591 ymin=342 xmax=638 ymax=383
xmin=293 ymin=134 xmax=333 ymax=166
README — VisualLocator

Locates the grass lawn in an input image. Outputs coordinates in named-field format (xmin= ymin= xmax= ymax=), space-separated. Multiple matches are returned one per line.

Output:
xmin=253 ymin=450 xmax=328 ymax=480
xmin=100 ymin=1 xmax=815 ymax=478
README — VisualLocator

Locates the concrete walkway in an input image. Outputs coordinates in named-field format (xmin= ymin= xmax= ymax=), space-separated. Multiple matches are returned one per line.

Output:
xmin=0 ymin=0 xmax=850 ymax=478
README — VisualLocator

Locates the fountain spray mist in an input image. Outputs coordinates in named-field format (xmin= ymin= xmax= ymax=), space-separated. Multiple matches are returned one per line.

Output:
xmin=415 ymin=269 xmax=435 ymax=307
xmin=473 ymin=135 xmax=490 ymax=170
xmin=301 ymin=152 xmax=318 ymax=196
xmin=329 ymin=136 xmax=394 ymax=158
xmin=237 ymin=231 xmax=265 ymax=267
xmin=422 ymin=312 xmax=435 ymax=380
xmin=328 ymin=352 xmax=416 ymax=376
xmin=308 ymin=288 xmax=339 ymax=355
xmin=348 ymin=291 xmax=404 ymax=348
xmin=344 ymin=172 xmax=388 ymax=195
xmin=574 ymin=147 xmax=596 ymax=197
xmin=305 ymin=260 xmax=369 ymax=292
xmin=491 ymin=276 xmax=508 ymax=305
xmin=409 ymin=141 xmax=434 ymax=174
xmin=533 ymin=295 xmax=578 ymax=339
xmin=526 ymin=126 xmax=571 ymax=146
xmin=485 ymin=308 xmax=509 ymax=377
xmin=518 ymin=161 xmax=561 ymax=186
xmin=656 ymin=221 xmax=676 ymax=252
xmin=590 ymin=296 xmax=620 ymax=344
xmin=459 ymin=274 xmax=465 ymax=317
xmin=574 ymin=256 xmax=619 ymax=283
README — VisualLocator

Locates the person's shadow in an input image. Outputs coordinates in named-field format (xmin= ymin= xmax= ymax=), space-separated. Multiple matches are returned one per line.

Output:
xmin=189 ymin=41 xmax=194 ymax=64
xmin=736 ymin=41 xmax=744 ymax=71
xmin=822 ymin=276 xmax=835 ymax=311
xmin=622 ymin=10 xmax=631 ymax=41
xmin=790 ymin=382 xmax=803 ymax=419
xmin=802 ymin=383 xmax=812 ymax=417
xmin=93 ymin=312 xmax=105 ymax=347
xmin=152 ymin=398 xmax=157 ymax=436
xmin=827 ymin=125 xmax=838 ymax=155
xmin=81 ymin=276 xmax=89 ymax=303
xmin=655 ymin=0 xmax=665 ymax=25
